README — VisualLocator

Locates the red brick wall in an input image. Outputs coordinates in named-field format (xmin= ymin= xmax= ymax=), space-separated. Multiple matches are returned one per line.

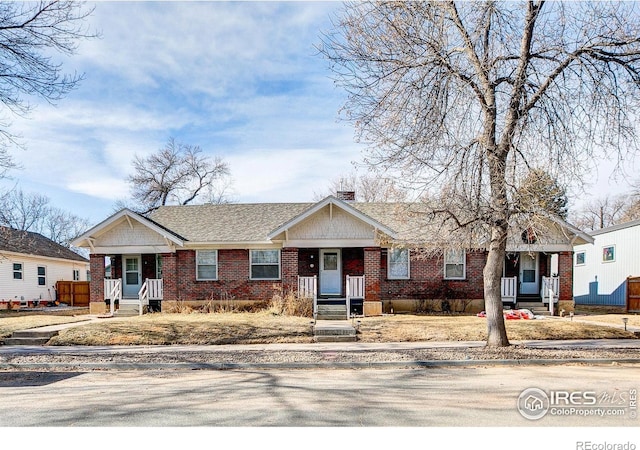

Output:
xmin=282 ymin=248 xmax=298 ymax=292
xmin=343 ymin=248 xmax=364 ymax=276
xmin=111 ymin=255 xmax=122 ymax=280
xmin=174 ymin=249 xmax=278 ymax=301
xmin=298 ymin=249 xmax=319 ymax=277
xmin=141 ymin=254 xmax=156 ymax=281
xmin=89 ymin=254 xmax=106 ymax=304
xmin=380 ymin=249 xmax=486 ymax=300
xmin=558 ymin=251 xmax=573 ymax=301
xmin=364 ymin=247 xmax=381 ymax=301
xmin=162 ymin=253 xmax=178 ymax=301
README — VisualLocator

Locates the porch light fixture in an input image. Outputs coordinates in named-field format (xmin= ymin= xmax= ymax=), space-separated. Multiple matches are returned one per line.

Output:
xmin=622 ymin=317 xmax=629 ymax=331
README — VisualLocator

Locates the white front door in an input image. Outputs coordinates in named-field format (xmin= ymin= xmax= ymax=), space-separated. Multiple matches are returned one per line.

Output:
xmin=122 ymin=255 xmax=142 ymax=298
xmin=320 ymin=249 xmax=341 ymax=296
xmin=519 ymin=252 xmax=539 ymax=295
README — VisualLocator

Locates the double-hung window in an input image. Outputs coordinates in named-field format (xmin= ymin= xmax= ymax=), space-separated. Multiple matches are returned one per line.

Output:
xmin=13 ymin=263 xmax=23 ymax=280
xmin=250 ymin=250 xmax=280 ymax=280
xmin=388 ymin=248 xmax=410 ymax=279
xmin=37 ymin=266 xmax=46 ymax=286
xmin=444 ymin=249 xmax=466 ymax=279
xmin=196 ymin=250 xmax=218 ymax=280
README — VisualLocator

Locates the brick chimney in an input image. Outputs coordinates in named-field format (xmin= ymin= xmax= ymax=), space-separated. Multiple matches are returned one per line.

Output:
xmin=336 ymin=191 xmax=356 ymax=201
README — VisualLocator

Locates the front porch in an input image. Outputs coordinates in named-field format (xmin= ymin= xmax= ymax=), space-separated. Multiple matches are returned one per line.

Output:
xmin=298 ymin=274 xmax=365 ymax=320
xmin=103 ymin=278 xmax=163 ymax=315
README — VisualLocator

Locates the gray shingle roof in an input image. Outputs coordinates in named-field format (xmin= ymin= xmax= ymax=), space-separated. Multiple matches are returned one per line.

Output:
xmin=147 ymin=200 xmax=588 ymax=247
xmin=149 ymin=203 xmax=313 ymax=242
xmin=0 ymin=227 xmax=89 ymax=262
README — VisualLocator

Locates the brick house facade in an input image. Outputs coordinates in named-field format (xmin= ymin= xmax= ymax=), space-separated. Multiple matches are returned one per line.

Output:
xmin=75 ymin=196 xmax=592 ymax=316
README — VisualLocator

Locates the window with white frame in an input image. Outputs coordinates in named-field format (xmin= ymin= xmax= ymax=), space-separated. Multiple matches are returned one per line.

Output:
xmin=37 ymin=266 xmax=46 ymax=286
xmin=196 ymin=250 xmax=218 ymax=280
xmin=575 ymin=251 xmax=586 ymax=266
xmin=602 ymin=245 xmax=615 ymax=263
xmin=388 ymin=248 xmax=410 ymax=279
xmin=250 ymin=250 xmax=280 ymax=280
xmin=13 ymin=263 xmax=23 ymax=280
xmin=444 ymin=249 xmax=466 ymax=279
xmin=73 ymin=269 xmax=80 ymax=281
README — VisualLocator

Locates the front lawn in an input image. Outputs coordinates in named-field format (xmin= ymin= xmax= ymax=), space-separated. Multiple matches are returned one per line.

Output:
xmin=38 ymin=312 xmax=638 ymax=346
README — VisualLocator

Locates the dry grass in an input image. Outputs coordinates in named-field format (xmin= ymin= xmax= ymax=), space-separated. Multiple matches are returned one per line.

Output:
xmin=0 ymin=314 xmax=90 ymax=339
xmin=356 ymin=315 xmax=637 ymax=342
xmin=570 ymin=314 xmax=640 ymax=328
xmin=40 ymin=312 xmax=640 ymax=346
xmin=3 ymin=307 xmax=638 ymax=346
xmin=49 ymin=311 xmax=315 ymax=345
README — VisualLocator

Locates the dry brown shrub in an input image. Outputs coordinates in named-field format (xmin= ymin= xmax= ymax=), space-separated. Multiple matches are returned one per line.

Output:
xmin=268 ymin=291 xmax=312 ymax=317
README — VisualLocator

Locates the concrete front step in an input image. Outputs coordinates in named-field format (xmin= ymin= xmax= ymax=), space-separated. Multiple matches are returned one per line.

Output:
xmin=2 ymin=337 xmax=53 ymax=345
xmin=12 ymin=329 xmax=59 ymax=339
xmin=313 ymin=321 xmax=357 ymax=342
xmin=2 ymin=329 xmax=59 ymax=346
xmin=317 ymin=305 xmax=347 ymax=320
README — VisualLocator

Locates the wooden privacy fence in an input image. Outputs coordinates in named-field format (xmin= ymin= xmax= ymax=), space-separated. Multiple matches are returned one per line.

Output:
xmin=56 ymin=281 xmax=90 ymax=307
xmin=626 ymin=277 xmax=640 ymax=313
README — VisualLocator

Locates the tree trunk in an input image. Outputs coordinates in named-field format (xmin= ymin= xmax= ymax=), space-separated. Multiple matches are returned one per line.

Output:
xmin=484 ymin=221 xmax=510 ymax=347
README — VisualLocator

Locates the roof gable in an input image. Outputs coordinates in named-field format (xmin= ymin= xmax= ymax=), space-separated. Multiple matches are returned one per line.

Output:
xmin=72 ymin=209 xmax=185 ymax=250
xmin=267 ymin=196 xmax=396 ymax=240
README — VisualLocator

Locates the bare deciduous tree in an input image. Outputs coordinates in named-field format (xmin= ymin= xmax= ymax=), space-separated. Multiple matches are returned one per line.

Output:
xmin=320 ymin=1 xmax=640 ymax=346
xmin=127 ymin=137 xmax=230 ymax=214
xmin=314 ymin=171 xmax=408 ymax=202
xmin=0 ymin=188 xmax=89 ymax=252
xmin=0 ymin=1 xmax=96 ymax=174
xmin=571 ymin=195 xmax=629 ymax=231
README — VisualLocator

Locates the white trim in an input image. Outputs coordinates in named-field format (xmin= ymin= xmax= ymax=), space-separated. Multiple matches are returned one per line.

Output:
xmin=196 ymin=250 xmax=218 ymax=281
xmin=387 ymin=248 xmax=410 ymax=280
xmin=282 ymin=239 xmax=376 ymax=248
xmin=444 ymin=249 xmax=466 ymax=280
xmin=267 ymin=196 xmax=396 ymax=240
xmin=185 ymin=241 xmax=280 ymax=249
xmin=91 ymin=245 xmax=175 ymax=254
xmin=505 ymin=243 xmax=574 ymax=252
xmin=249 ymin=249 xmax=281 ymax=280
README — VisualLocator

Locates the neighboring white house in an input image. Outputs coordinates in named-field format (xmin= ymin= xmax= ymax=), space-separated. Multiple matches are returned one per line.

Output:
xmin=573 ymin=219 xmax=640 ymax=307
xmin=0 ymin=226 xmax=90 ymax=303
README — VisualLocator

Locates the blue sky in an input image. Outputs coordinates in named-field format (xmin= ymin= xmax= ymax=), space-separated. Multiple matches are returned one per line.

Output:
xmin=1 ymin=1 xmax=636 ymax=226
xmin=4 ymin=1 xmax=363 ymax=224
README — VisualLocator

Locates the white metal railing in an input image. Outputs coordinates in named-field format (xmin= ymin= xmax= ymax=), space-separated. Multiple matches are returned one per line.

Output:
xmin=104 ymin=278 xmax=122 ymax=315
xmin=501 ymin=277 xmax=517 ymax=303
xmin=346 ymin=275 xmax=365 ymax=319
xmin=138 ymin=279 xmax=163 ymax=316
xmin=298 ymin=276 xmax=318 ymax=319
xmin=541 ymin=276 xmax=560 ymax=304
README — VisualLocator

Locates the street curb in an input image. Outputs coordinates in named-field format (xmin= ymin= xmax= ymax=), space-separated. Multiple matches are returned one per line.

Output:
xmin=2 ymin=358 xmax=640 ymax=371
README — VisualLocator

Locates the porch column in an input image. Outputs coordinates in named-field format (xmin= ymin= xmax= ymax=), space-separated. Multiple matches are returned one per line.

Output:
xmin=89 ymin=254 xmax=106 ymax=314
xmin=162 ymin=252 xmax=178 ymax=302
xmin=281 ymin=248 xmax=299 ymax=293
xmin=558 ymin=251 xmax=573 ymax=301
xmin=364 ymin=247 xmax=382 ymax=316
